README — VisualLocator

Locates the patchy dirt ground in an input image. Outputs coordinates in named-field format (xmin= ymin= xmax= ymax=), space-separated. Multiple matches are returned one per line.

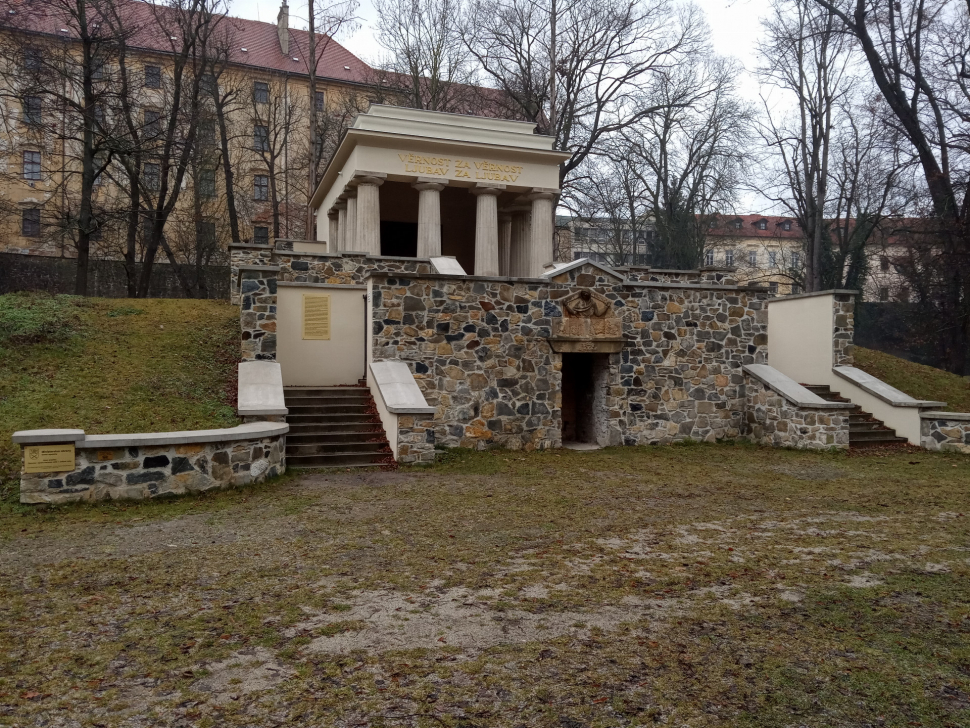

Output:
xmin=1 ymin=443 xmax=969 ymax=727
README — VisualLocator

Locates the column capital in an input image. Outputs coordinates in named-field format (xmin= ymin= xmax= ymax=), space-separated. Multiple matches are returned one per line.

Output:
xmin=332 ymin=201 xmax=347 ymax=211
xmin=327 ymin=210 xmax=339 ymax=219
xmin=471 ymin=183 xmax=505 ymax=196
xmin=527 ymin=187 xmax=558 ymax=201
xmin=413 ymin=178 xmax=446 ymax=192
xmin=354 ymin=175 xmax=386 ymax=187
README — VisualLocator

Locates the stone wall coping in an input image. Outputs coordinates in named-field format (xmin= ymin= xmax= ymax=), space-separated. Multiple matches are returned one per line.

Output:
xmin=743 ymin=364 xmax=853 ymax=409
xmin=625 ymin=280 xmax=762 ymax=292
xmin=237 ymin=264 xmax=281 ymax=272
xmin=370 ymin=361 xmax=437 ymax=414
xmin=228 ymin=243 xmax=272 ymax=250
xmin=430 ymin=256 xmax=467 ymax=275
xmin=766 ymin=289 xmax=859 ymax=304
xmin=543 ymin=258 xmax=625 ymax=282
xmin=834 ymin=366 xmax=946 ymax=408
xmin=920 ymin=411 xmax=970 ymax=421
xmin=237 ymin=361 xmax=288 ymax=416
xmin=275 ymin=250 xmax=342 ymax=259
xmin=277 ymin=281 xmax=367 ymax=290
xmin=12 ymin=422 xmax=288 ymax=449
xmin=367 ymin=271 xmax=550 ymax=284
xmin=11 ymin=429 xmax=86 ymax=445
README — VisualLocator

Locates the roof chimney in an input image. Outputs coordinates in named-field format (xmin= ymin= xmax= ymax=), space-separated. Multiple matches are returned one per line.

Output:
xmin=277 ymin=2 xmax=289 ymax=56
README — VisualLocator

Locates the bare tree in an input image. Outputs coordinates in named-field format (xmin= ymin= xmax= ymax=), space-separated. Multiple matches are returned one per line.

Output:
xmin=463 ymin=0 xmax=703 ymax=191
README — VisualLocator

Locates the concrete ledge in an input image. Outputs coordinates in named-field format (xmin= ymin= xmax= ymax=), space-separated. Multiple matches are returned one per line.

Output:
xmin=370 ymin=361 xmax=436 ymax=414
xmin=834 ymin=366 xmax=946 ymax=408
xmin=277 ymin=281 xmax=366 ymax=290
xmin=236 ymin=265 xmax=281 ymax=273
xmin=73 ymin=422 xmax=287 ymax=449
xmin=431 ymin=256 xmax=467 ymax=275
xmin=238 ymin=361 xmax=288 ymax=416
xmin=767 ymin=289 xmax=858 ymax=304
xmin=743 ymin=364 xmax=851 ymax=408
xmin=12 ymin=429 xmax=85 ymax=445
xmin=228 ymin=243 xmax=272 ymax=250
xmin=921 ymin=411 xmax=970 ymax=420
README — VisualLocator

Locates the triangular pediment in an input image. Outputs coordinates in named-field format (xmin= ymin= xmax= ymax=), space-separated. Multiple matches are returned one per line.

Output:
xmin=542 ymin=258 xmax=626 ymax=285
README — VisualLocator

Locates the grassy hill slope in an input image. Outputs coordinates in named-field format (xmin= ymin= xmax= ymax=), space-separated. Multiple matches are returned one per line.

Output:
xmin=0 ymin=293 xmax=240 ymax=498
xmin=854 ymin=346 xmax=970 ymax=412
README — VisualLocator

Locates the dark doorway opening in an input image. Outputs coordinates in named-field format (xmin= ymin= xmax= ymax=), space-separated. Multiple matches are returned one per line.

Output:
xmin=561 ymin=353 xmax=609 ymax=445
xmin=381 ymin=221 xmax=417 ymax=257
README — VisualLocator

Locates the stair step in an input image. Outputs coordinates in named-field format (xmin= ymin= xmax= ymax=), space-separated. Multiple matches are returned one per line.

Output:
xmin=849 ymin=430 xmax=908 ymax=442
xmin=285 ymin=387 xmax=368 ymax=397
xmin=287 ymin=442 xmax=390 ymax=456
xmin=287 ymin=413 xmax=381 ymax=424
xmin=286 ymin=424 xmax=382 ymax=435
xmin=287 ymin=430 xmax=384 ymax=444
xmin=286 ymin=404 xmax=373 ymax=415
xmin=287 ymin=452 xmax=393 ymax=467
xmin=802 ymin=383 xmax=908 ymax=448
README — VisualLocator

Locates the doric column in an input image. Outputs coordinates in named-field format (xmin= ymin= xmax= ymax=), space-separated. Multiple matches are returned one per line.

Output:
xmin=328 ymin=212 xmax=339 ymax=252
xmin=355 ymin=175 xmax=384 ymax=256
xmin=498 ymin=213 xmax=512 ymax=276
xmin=345 ymin=191 xmax=358 ymax=251
xmin=528 ymin=189 xmax=557 ymax=277
xmin=471 ymin=184 xmax=504 ymax=277
xmin=335 ymin=201 xmax=347 ymax=252
xmin=507 ymin=205 xmax=531 ymax=278
xmin=413 ymin=178 xmax=445 ymax=258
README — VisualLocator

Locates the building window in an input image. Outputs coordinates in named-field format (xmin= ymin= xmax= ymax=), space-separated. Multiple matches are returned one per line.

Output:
xmin=733 ymin=219 xmax=742 ymax=230
xmin=725 ymin=250 xmax=734 ymax=266
xmin=24 ymin=47 xmax=42 ymax=72
xmin=144 ymin=109 xmax=161 ymax=137
xmin=315 ymin=90 xmax=325 ymax=111
xmin=22 ymin=208 xmax=41 ymax=237
xmin=748 ymin=250 xmax=757 ymax=266
xmin=704 ymin=249 xmax=714 ymax=266
xmin=142 ymin=212 xmax=155 ymax=244
xmin=791 ymin=284 xmax=801 ymax=295
xmin=880 ymin=255 xmax=890 ymax=272
xmin=791 ymin=252 xmax=801 ymax=269
xmin=253 ymin=225 xmax=269 ymax=245
xmin=199 ymin=119 xmax=216 ymax=146
xmin=254 ymin=174 xmax=269 ymax=200
xmin=197 ymin=220 xmax=216 ymax=248
xmin=253 ymin=125 xmax=269 ymax=151
xmin=768 ymin=250 xmax=777 ymax=267
xmin=23 ymin=150 xmax=41 ymax=180
xmin=144 ymin=64 xmax=161 ymax=88
xmin=23 ymin=96 xmax=41 ymax=125
xmin=782 ymin=220 xmax=792 ymax=231
xmin=200 ymin=73 xmax=217 ymax=94
xmin=91 ymin=60 xmax=104 ymax=81
xmin=254 ymin=81 xmax=269 ymax=103
xmin=198 ymin=168 xmax=216 ymax=198
xmin=144 ymin=162 xmax=160 ymax=191
xmin=93 ymin=104 xmax=105 ymax=128
xmin=756 ymin=219 xmax=767 ymax=230
xmin=769 ymin=281 xmax=779 ymax=294
xmin=879 ymin=287 xmax=889 ymax=302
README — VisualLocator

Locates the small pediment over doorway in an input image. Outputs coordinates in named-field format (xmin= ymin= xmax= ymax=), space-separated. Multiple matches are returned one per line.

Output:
xmin=543 ymin=258 xmax=626 ymax=286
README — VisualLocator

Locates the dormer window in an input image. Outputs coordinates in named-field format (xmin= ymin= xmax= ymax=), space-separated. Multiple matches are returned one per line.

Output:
xmin=733 ymin=219 xmax=742 ymax=230
xmin=756 ymin=219 xmax=767 ymax=230
xmin=782 ymin=220 xmax=792 ymax=231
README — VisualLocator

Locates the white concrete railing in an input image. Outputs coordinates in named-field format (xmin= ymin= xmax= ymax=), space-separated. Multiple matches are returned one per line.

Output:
xmin=237 ymin=361 xmax=288 ymax=416
xmin=742 ymin=364 xmax=852 ymax=409
xmin=367 ymin=360 xmax=436 ymax=460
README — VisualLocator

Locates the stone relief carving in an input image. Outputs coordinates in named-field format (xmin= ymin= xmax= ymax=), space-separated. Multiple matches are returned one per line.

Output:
xmin=551 ymin=288 xmax=623 ymax=352
xmin=562 ymin=289 xmax=612 ymax=318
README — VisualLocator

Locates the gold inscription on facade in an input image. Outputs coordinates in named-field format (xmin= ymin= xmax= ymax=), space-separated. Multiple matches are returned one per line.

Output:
xmin=24 ymin=444 xmax=76 ymax=473
xmin=400 ymin=152 xmax=523 ymax=183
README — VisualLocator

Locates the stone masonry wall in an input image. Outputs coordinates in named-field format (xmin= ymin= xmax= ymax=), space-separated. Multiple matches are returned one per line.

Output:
xmin=20 ymin=435 xmax=285 ymax=505
xmin=229 ymin=244 xmax=273 ymax=304
xmin=396 ymin=414 xmax=439 ymax=464
xmin=833 ymin=293 xmax=855 ymax=367
xmin=743 ymin=375 xmax=851 ymax=449
xmin=372 ymin=263 xmax=770 ymax=457
xmin=921 ymin=415 xmax=970 ymax=453
xmin=275 ymin=253 xmax=435 ymax=285
xmin=240 ymin=269 xmax=278 ymax=361
xmin=620 ymin=267 xmax=739 ymax=286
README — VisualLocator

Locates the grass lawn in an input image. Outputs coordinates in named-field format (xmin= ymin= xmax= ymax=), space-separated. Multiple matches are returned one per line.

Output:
xmin=854 ymin=346 xmax=970 ymax=412
xmin=1 ymin=444 xmax=967 ymax=726
xmin=0 ymin=293 xmax=240 ymax=499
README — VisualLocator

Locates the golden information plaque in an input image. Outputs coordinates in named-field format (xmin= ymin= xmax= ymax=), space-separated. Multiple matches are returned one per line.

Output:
xmin=23 ymin=444 xmax=76 ymax=474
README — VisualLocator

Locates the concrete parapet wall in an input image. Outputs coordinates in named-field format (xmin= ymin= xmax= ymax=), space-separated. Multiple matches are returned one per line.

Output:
xmin=743 ymin=375 xmax=851 ymax=449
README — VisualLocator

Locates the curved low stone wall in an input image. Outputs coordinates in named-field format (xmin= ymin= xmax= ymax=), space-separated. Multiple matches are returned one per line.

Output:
xmin=13 ymin=422 xmax=288 ymax=505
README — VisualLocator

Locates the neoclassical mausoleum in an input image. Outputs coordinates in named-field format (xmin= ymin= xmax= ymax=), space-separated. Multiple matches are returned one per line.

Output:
xmin=13 ymin=106 xmax=970 ymax=504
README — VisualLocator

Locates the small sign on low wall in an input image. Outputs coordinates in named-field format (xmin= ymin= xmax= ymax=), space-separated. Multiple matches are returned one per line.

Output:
xmin=23 ymin=444 xmax=76 ymax=473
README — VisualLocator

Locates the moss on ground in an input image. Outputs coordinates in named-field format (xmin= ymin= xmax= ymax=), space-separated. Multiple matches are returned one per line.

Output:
xmin=855 ymin=346 xmax=970 ymax=412
xmin=0 ymin=293 xmax=240 ymax=503
xmin=1 ymin=444 xmax=967 ymax=726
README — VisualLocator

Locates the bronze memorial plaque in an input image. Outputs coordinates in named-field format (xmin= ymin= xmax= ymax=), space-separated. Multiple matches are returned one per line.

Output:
xmin=23 ymin=444 xmax=76 ymax=474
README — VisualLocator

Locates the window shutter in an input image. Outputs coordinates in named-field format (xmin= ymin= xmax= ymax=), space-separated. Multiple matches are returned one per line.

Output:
xmin=302 ymin=294 xmax=331 ymax=340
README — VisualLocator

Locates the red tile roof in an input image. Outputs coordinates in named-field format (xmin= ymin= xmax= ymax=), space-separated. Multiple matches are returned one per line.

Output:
xmin=7 ymin=0 xmax=373 ymax=85
xmin=706 ymin=214 xmax=803 ymax=240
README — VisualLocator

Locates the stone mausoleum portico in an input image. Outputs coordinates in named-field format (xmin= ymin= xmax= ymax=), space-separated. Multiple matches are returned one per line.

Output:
xmin=308 ymin=105 xmax=570 ymax=277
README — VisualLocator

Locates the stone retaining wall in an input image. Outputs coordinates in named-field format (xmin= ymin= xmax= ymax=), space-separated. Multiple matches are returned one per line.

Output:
xmin=18 ymin=431 xmax=286 ymax=505
xmin=240 ymin=268 xmax=278 ymax=361
xmin=229 ymin=244 xmax=273 ymax=304
xmin=396 ymin=414 xmax=438 ymax=464
xmin=743 ymin=375 xmax=851 ymax=449
xmin=920 ymin=414 xmax=970 ymax=453
xmin=275 ymin=252 xmax=435 ymax=285
xmin=833 ymin=292 xmax=855 ymax=367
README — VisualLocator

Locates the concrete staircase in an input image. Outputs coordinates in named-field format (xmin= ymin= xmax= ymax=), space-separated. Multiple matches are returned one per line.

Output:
xmin=803 ymin=384 xmax=908 ymax=448
xmin=284 ymin=386 xmax=393 ymax=468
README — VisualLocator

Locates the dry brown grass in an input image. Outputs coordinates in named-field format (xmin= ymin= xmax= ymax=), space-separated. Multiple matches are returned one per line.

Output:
xmin=1 ymin=443 xmax=968 ymax=727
